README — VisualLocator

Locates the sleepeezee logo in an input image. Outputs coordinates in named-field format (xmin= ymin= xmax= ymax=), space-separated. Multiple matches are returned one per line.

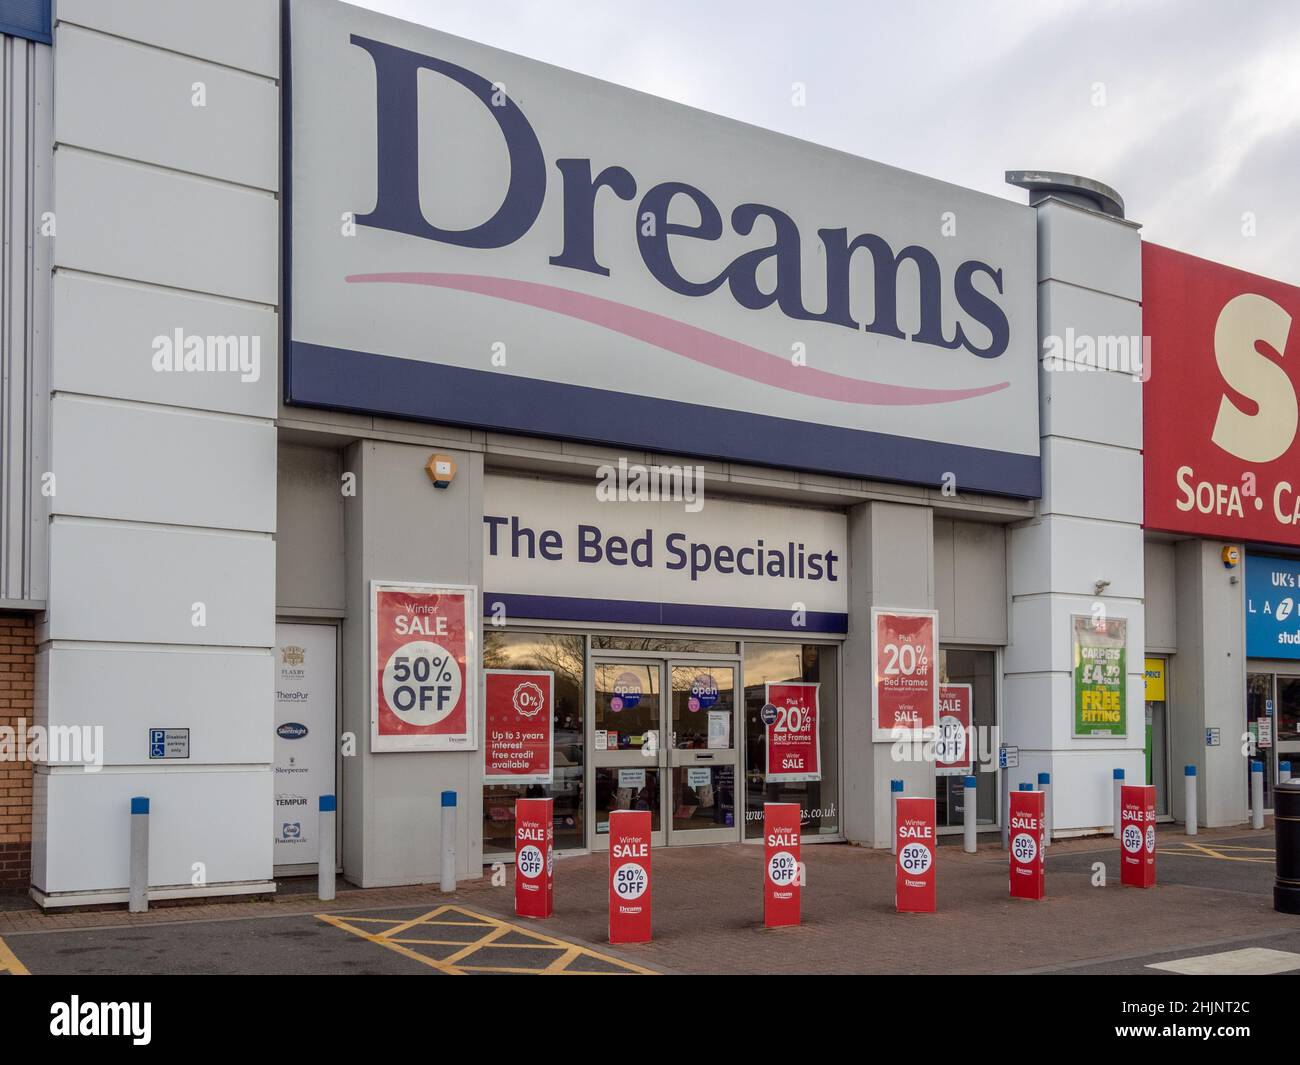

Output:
xmin=50 ymin=997 xmax=151 ymax=1045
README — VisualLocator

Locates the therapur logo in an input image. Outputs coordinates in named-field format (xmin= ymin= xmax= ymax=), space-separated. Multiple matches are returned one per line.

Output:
xmin=345 ymin=35 xmax=1012 ymax=404
xmin=50 ymin=997 xmax=151 ymax=1045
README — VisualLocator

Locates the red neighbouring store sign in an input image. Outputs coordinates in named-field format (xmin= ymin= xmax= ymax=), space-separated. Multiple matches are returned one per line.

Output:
xmin=514 ymin=798 xmax=554 ymax=918
xmin=763 ymin=803 xmax=801 ymax=927
xmin=1009 ymin=790 xmax=1045 ymax=900
xmin=609 ymin=810 xmax=652 ymax=943
xmin=1143 ymin=243 xmax=1300 ymax=547
xmin=763 ymin=682 xmax=820 ymax=783
xmin=1120 ymin=784 xmax=1157 ymax=888
xmin=895 ymin=797 xmax=937 ymax=912
xmin=935 ymin=684 xmax=973 ymax=776
xmin=371 ymin=581 xmax=477 ymax=752
xmin=872 ymin=609 xmax=938 ymax=739
xmin=484 ymin=670 xmax=554 ymax=784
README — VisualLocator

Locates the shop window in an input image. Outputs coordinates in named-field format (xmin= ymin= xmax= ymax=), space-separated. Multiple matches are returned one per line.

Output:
xmin=936 ymin=648 xmax=997 ymax=828
xmin=482 ymin=631 xmax=585 ymax=855
xmin=592 ymin=635 xmax=739 ymax=654
xmin=742 ymin=643 xmax=840 ymax=839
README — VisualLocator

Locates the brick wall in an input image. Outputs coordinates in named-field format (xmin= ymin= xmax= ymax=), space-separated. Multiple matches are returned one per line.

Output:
xmin=0 ymin=612 xmax=35 ymax=892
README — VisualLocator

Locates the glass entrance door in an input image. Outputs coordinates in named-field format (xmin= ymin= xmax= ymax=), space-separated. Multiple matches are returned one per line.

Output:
xmin=1275 ymin=674 xmax=1300 ymax=796
xmin=1247 ymin=673 xmax=1276 ymax=811
xmin=591 ymin=660 xmax=665 ymax=849
xmin=666 ymin=664 xmax=740 ymax=844
xmin=588 ymin=657 xmax=742 ymax=848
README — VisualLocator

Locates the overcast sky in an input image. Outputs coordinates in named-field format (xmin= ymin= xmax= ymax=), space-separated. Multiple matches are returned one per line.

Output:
xmin=351 ymin=0 xmax=1300 ymax=286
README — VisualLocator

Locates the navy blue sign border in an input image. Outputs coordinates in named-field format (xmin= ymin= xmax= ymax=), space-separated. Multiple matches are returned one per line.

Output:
xmin=280 ymin=1 xmax=1041 ymax=501
xmin=485 ymin=592 xmax=847 ymax=634
xmin=287 ymin=341 xmax=1040 ymax=498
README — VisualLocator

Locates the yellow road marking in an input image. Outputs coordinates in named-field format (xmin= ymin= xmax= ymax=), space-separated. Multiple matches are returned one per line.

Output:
xmin=317 ymin=904 xmax=655 ymax=975
xmin=1161 ymin=842 xmax=1274 ymax=863
xmin=315 ymin=912 xmax=464 ymax=974
xmin=0 ymin=936 xmax=30 ymax=976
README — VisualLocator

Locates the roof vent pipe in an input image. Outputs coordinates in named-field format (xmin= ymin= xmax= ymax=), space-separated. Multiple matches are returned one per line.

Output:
xmin=1005 ymin=170 xmax=1125 ymax=219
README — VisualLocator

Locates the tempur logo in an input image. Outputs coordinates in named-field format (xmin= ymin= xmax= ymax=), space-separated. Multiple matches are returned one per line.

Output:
xmin=50 ymin=997 xmax=151 ymax=1046
xmin=345 ymin=35 xmax=1015 ymax=402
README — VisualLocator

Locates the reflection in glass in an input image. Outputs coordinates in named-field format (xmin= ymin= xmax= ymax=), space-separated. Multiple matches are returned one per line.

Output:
xmin=594 ymin=662 xmax=661 ymax=750
xmin=596 ymin=766 xmax=661 ymax=834
xmin=481 ymin=631 xmax=585 ymax=855
xmin=936 ymin=648 xmax=997 ymax=829
xmin=592 ymin=635 xmax=738 ymax=654
xmin=1247 ymin=673 xmax=1275 ymax=809
xmin=743 ymin=643 xmax=839 ymax=838
xmin=671 ymin=666 xmax=735 ymax=749
xmin=670 ymin=765 xmax=735 ymax=831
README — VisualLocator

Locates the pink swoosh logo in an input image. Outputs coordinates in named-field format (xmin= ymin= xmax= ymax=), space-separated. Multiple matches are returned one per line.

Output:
xmin=345 ymin=272 xmax=1009 ymax=406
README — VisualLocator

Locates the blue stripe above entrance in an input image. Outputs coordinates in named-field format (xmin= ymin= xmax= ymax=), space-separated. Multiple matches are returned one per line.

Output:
xmin=484 ymin=592 xmax=848 ymax=634
xmin=286 ymin=341 xmax=1043 ymax=499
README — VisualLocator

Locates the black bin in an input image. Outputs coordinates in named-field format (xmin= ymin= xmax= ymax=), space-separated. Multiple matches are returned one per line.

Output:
xmin=1275 ymin=780 xmax=1300 ymax=914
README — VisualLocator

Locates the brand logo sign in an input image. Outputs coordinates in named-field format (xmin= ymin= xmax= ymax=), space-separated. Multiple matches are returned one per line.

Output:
xmin=1143 ymin=243 xmax=1300 ymax=545
xmin=285 ymin=0 xmax=1040 ymax=497
xmin=277 ymin=722 xmax=308 ymax=739
xmin=483 ymin=473 xmax=847 ymax=632
xmin=1246 ymin=554 xmax=1300 ymax=659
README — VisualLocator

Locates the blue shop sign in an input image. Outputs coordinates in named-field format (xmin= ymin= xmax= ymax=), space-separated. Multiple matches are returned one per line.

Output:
xmin=1246 ymin=554 xmax=1300 ymax=659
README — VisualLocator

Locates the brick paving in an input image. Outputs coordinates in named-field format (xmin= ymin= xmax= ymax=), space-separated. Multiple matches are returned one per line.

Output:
xmin=0 ymin=822 xmax=1287 ymax=975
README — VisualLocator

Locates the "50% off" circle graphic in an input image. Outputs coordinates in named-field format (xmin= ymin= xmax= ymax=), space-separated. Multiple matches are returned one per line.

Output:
xmin=382 ymin=641 xmax=463 ymax=726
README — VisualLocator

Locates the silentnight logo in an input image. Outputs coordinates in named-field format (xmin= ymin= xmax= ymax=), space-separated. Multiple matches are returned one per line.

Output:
xmin=50 ymin=997 xmax=151 ymax=1045
xmin=151 ymin=329 xmax=261 ymax=382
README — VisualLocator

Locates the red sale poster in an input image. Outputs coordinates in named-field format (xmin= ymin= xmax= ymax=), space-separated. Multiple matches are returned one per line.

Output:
xmin=1120 ymin=784 xmax=1157 ymax=888
xmin=609 ymin=810 xmax=652 ymax=943
xmin=935 ymin=684 xmax=973 ymax=776
xmin=484 ymin=670 xmax=554 ymax=784
xmin=763 ymin=682 xmax=820 ymax=782
xmin=872 ymin=609 xmax=938 ymax=740
xmin=1009 ymin=790 xmax=1045 ymax=900
xmin=763 ymin=803 xmax=801 ymax=928
xmin=514 ymin=797 xmax=553 ymax=918
xmin=895 ymin=797 xmax=937 ymax=913
xmin=371 ymin=580 xmax=478 ymax=752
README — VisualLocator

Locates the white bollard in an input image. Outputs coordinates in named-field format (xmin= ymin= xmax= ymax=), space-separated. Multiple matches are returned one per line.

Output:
xmin=1281 ymin=761 xmax=1293 ymax=785
xmin=441 ymin=789 xmax=457 ymax=892
xmin=318 ymin=794 xmax=337 ymax=902
xmin=129 ymin=796 xmax=149 ymax=914
xmin=1184 ymin=765 xmax=1198 ymax=836
xmin=1112 ymin=768 xmax=1125 ymax=840
xmin=1038 ymin=772 xmax=1051 ymax=848
xmin=963 ymin=775 xmax=977 ymax=854
xmin=1251 ymin=761 xmax=1265 ymax=830
xmin=890 ymin=780 xmax=903 ymax=855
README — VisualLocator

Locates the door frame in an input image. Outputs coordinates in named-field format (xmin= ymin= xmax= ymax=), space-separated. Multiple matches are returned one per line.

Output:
xmin=586 ymin=651 xmax=743 ymax=850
